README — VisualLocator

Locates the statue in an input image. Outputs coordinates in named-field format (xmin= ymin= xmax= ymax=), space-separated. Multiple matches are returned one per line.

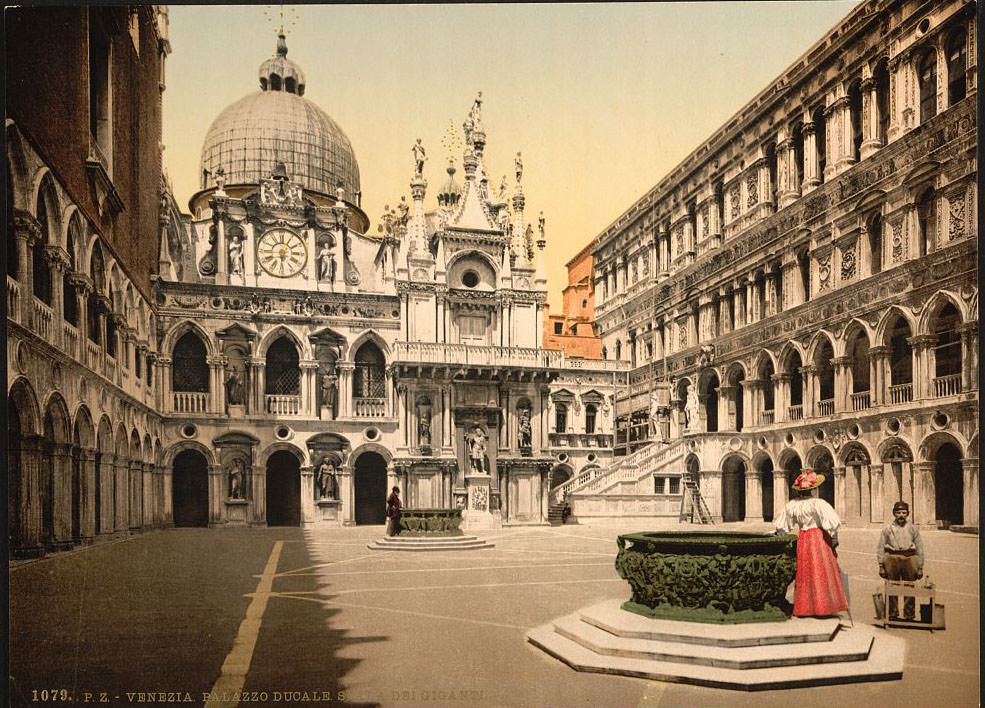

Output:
xmin=396 ymin=196 xmax=410 ymax=227
xmin=381 ymin=204 xmax=394 ymax=237
xmin=514 ymin=152 xmax=523 ymax=182
xmin=518 ymin=408 xmax=532 ymax=448
xmin=317 ymin=243 xmax=335 ymax=281
xmin=228 ymin=459 xmax=245 ymax=500
xmin=469 ymin=91 xmax=483 ymax=127
xmin=228 ymin=234 xmax=244 ymax=275
xmin=685 ymin=385 xmax=700 ymax=432
xmin=648 ymin=390 xmax=662 ymax=441
xmin=499 ymin=175 xmax=509 ymax=201
xmin=214 ymin=166 xmax=226 ymax=194
xmin=412 ymin=138 xmax=427 ymax=177
xmin=226 ymin=366 xmax=245 ymax=406
xmin=419 ymin=417 xmax=432 ymax=447
xmin=321 ymin=368 xmax=338 ymax=418
xmin=467 ymin=425 xmax=487 ymax=474
xmin=538 ymin=212 xmax=545 ymax=241
xmin=249 ymin=293 xmax=262 ymax=314
xmin=316 ymin=458 xmax=337 ymax=499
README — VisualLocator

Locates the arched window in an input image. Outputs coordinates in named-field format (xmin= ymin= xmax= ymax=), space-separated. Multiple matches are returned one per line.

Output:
xmin=555 ymin=403 xmax=568 ymax=433
xmin=354 ymin=342 xmax=385 ymax=398
xmin=33 ymin=184 xmax=52 ymax=304
xmin=615 ymin=340 xmax=622 ymax=361
xmin=270 ymin=73 xmax=281 ymax=91
xmin=946 ymin=32 xmax=967 ymax=106
xmin=848 ymin=80 xmax=863 ymax=162
xmin=849 ymin=331 xmax=870 ymax=393
xmin=759 ymin=359 xmax=775 ymax=414
xmin=173 ymin=332 xmax=209 ymax=393
xmin=266 ymin=337 xmax=301 ymax=395
xmin=918 ymin=51 xmax=937 ymax=124
xmin=785 ymin=352 xmax=804 ymax=409
xmin=284 ymin=76 xmax=296 ymax=94
xmin=933 ymin=303 xmax=961 ymax=378
xmin=875 ymin=59 xmax=891 ymax=144
xmin=105 ymin=312 xmax=117 ymax=358
xmin=63 ymin=219 xmax=80 ymax=325
xmin=6 ymin=163 xmax=16 ymax=278
xmin=868 ymin=212 xmax=882 ymax=275
xmin=585 ymin=404 xmax=598 ymax=434
xmin=815 ymin=339 xmax=835 ymax=406
xmin=888 ymin=316 xmax=913 ymax=389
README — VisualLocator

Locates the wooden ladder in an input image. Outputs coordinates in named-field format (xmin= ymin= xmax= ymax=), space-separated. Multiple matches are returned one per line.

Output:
xmin=679 ymin=472 xmax=714 ymax=524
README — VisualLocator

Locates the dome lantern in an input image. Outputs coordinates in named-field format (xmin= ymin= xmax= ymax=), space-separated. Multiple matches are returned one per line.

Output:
xmin=258 ymin=33 xmax=306 ymax=95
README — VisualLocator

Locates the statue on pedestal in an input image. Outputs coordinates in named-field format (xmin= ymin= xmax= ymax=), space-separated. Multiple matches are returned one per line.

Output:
xmin=467 ymin=426 xmax=487 ymax=474
xmin=514 ymin=152 xmax=523 ymax=183
xmin=686 ymin=385 xmax=700 ymax=433
xmin=318 ymin=243 xmax=335 ymax=282
xmin=316 ymin=458 xmax=337 ymax=500
xmin=412 ymin=138 xmax=427 ymax=177
xmin=226 ymin=366 xmax=245 ymax=407
xmin=228 ymin=459 xmax=245 ymax=500
xmin=321 ymin=368 xmax=338 ymax=419
xmin=518 ymin=407 xmax=532 ymax=448
xmin=228 ymin=234 xmax=244 ymax=275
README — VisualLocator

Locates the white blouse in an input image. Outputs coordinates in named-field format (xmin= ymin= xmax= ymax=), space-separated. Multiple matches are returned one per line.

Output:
xmin=774 ymin=497 xmax=841 ymax=540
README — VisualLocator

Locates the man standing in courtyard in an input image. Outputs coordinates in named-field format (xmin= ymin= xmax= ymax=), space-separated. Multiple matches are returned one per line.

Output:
xmin=878 ymin=501 xmax=925 ymax=619
xmin=385 ymin=486 xmax=402 ymax=536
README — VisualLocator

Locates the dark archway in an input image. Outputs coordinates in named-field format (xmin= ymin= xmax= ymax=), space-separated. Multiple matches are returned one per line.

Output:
xmin=758 ymin=457 xmax=775 ymax=522
xmin=812 ymin=448 xmax=836 ymax=508
xmin=551 ymin=465 xmax=573 ymax=490
xmin=721 ymin=456 xmax=746 ymax=522
xmin=172 ymin=450 xmax=209 ymax=527
xmin=354 ymin=452 xmax=387 ymax=525
xmin=934 ymin=443 xmax=963 ymax=525
xmin=266 ymin=450 xmax=301 ymax=526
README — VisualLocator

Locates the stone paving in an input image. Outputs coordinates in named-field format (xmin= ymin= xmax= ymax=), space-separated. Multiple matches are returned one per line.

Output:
xmin=8 ymin=523 xmax=979 ymax=708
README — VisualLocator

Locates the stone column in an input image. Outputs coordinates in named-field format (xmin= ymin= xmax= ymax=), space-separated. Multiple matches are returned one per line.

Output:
xmin=832 ymin=356 xmax=851 ymax=413
xmin=741 ymin=379 xmax=759 ymax=428
xmin=142 ymin=462 xmax=154 ymax=530
xmin=49 ymin=442 xmax=74 ymax=549
xmin=717 ymin=385 xmax=733 ymax=431
xmin=869 ymin=463 xmax=885 ymax=523
xmin=45 ymin=246 xmax=70 ymax=346
xmin=961 ymin=458 xmax=978 ymax=528
xmin=337 ymin=362 xmax=355 ymax=418
xmin=912 ymin=462 xmax=936 ymax=526
xmin=733 ymin=278 xmax=746 ymax=328
xmin=300 ymin=360 xmax=320 ymax=416
xmin=156 ymin=357 xmax=173 ymax=414
xmin=868 ymin=345 xmax=890 ymax=406
xmin=800 ymin=365 xmax=817 ymax=418
xmin=717 ymin=287 xmax=731 ymax=334
xmin=339 ymin=465 xmax=354 ymax=526
xmin=744 ymin=471 xmax=763 ymax=522
xmin=959 ymin=323 xmax=977 ymax=392
xmin=129 ymin=461 xmax=143 ymax=531
xmin=657 ymin=231 xmax=669 ymax=278
xmin=773 ymin=373 xmax=791 ymax=423
xmin=777 ymin=137 xmax=800 ymax=207
xmin=79 ymin=448 xmax=97 ymax=541
xmin=162 ymin=464 xmax=174 ymax=527
xmin=114 ymin=457 xmax=129 ymax=535
xmin=773 ymin=469 xmax=789 ymax=523
xmin=833 ymin=466 xmax=847 ymax=518
xmin=764 ymin=268 xmax=778 ymax=317
xmin=744 ymin=275 xmax=756 ymax=324
xmin=12 ymin=213 xmax=39 ymax=325
xmin=97 ymin=453 xmax=115 ymax=539
xmin=781 ymin=253 xmax=802 ymax=309
xmin=207 ymin=464 xmax=224 ymax=526
xmin=801 ymin=120 xmax=820 ymax=192
xmin=908 ymin=335 xmax=935 ymax=399
xmin=247 ymin=357 xmax=263 ymax=414
xmin=207 ymin=356 xmax=226 ymax=414
xmin=300 ymin=465 xmax=316 ymax=527
xmin=249 ymin=465 xmax=265 ymax=526
xmin=860 ymin=77 xmax=882 ymax=159
xmin=12 ymin=435 xmax=44 ymax=555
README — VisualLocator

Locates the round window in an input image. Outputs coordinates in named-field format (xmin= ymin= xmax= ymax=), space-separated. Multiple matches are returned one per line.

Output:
xmin=462 ymin=270 xmax=480 ymax=288
xmin=813 ymin=429 xmax=826 ymax=443
xmin=181 ymin=424 xmax=197 ymax=439
xmin=887 ymin=417 xmax=901 ymax=434
xmin=932 ymin=412 xmax=949 ymax=429
xmin=275 ymin=426 xmax=291 ymax=440
xmin=784 ymin=433 xmax=795 ymax=446
xmin=587 ymin=453 xmax=598 ymax=463
xmin=848 ymin=423 xmax=860 ymax=439
xmin=364 ymin=427 xmax=380 ymax=441
xmin=557 ymin=452 xmax=569 ymax=463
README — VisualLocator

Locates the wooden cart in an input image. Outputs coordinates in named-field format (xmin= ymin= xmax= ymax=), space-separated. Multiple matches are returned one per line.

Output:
xmin=874 ymin=579 xmax=945 ymax=631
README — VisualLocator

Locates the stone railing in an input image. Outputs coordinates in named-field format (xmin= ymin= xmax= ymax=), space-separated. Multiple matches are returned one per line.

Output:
xmin=265 ymin=394 xmax=300 ymax=415
xmin=174 ymin=391 xmax=209 ymax=414
xmin=563 ymin=357 xmax=630 ymax=372
xmin=105 ymin=355 xmax=117 ymax=382
xmin=354 ymin=397 xmax=387 ymax=418
xmin=7 ymin=276 xmax=21 ymax=323
xmin=888 ymin=383 xmax=913 ymax=405
xmin=816 ymin=399 xmax=834 ymax=417
xmin=85 ymin=340 xmax=101 ymax=369
xmin=850 ymin=391 xmax=871 ymax=411
xmin=759 ymin=409 xmax=775 ymax=425
xmin=33 ymin=298 xmax=53 ymax=342
xmin=394 ymin=341 xmax=563 ymax=369
xmin=551 ymin=465 xmax=611 ymax=506
xmin=63 ymin=322 xmax=79 ymax=359
xmin=552 ymin=439 xmax=683 ymax=505
xmin=549 ymin=432 xmax=612 ymax=448
xmin=787 ymin=404 xmax=803 ymax=421
xmin=933 ymin=374 xmax=961 ymax=398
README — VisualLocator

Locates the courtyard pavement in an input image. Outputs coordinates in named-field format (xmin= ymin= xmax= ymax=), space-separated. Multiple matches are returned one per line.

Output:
xmin=8 ymin=522 xmax=980 ymax=708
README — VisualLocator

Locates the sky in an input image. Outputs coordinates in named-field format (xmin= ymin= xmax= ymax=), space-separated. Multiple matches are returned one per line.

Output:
xmin=162 ymin=2 xmax=860 ymax=311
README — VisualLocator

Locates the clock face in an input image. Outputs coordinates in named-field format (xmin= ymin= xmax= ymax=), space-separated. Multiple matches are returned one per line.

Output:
xmin=257 ymin=229 xmax=307 ymax=277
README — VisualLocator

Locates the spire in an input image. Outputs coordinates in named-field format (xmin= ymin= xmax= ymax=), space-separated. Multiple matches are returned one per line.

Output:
xmin=534 ymin=211 xmax=547 ymax=287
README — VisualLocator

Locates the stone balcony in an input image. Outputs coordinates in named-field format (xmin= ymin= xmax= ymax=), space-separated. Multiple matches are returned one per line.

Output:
xmin=393 ymin=341 xmax=563 ymax=370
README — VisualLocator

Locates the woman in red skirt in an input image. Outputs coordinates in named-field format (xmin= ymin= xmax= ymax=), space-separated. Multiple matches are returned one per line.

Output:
xmin=774 ymin=469 xmax=847 ymax=617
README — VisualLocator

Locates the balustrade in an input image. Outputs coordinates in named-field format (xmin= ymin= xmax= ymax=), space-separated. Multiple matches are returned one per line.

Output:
xmin=354 ymin=397 xmax=387 ymax=417
xmin=759 ymin=409 xmax=775 ymax=425
xmin=265 ymin=395 xmax=301 ymax=415
xmin=888 ymin=383 xmax=913 ymax=404
xmin=173 ymin=392 xmax=209 ymax=414
xmin=933 ymin=374 xmax=961 ymax=398
xmin=32 ymin=298 xmax=53 ymax=342
xmin=7 ymin=276 xmax=20 ymax=323
xmin=850 ymin=391 xmax=871 ymax=411
xmin=816 ymin=399 xmax=834 ymax=416
xmin=105 ymin=356 xmax=117 ymax=382
xmin=85 ymin=340 xmax=101 ymax=369
xmin=63 ymin=323 xmax=79 ymax=358
xmin=394 ymin=341 xmax=564 ymax=369
xmin=787 ymin=404 xmax=803 ymax=421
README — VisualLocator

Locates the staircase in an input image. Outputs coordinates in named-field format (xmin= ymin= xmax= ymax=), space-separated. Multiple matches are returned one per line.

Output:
xmin=679 ymin=470 xmax=714 ymax=524
xmin=547 ymin=501 xmax=568 ymax=526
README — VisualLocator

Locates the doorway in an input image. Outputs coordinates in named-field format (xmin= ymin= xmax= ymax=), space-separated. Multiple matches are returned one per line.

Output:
xmin=173 ymin=450 xmax=209 ymax=527
xmin=266 ymin=450 xmax=301 ymax=526
xmin=354 ymin=452 xmax=388 ymax=525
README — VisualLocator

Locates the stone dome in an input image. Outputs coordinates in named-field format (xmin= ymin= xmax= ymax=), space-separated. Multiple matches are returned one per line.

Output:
xmin=199 ymin=35 xmax=360 ymax=199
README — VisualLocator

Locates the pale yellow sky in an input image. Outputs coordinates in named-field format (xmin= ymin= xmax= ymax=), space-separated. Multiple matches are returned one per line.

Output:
xmin=162 ymin=2 xmax=859 ymax=310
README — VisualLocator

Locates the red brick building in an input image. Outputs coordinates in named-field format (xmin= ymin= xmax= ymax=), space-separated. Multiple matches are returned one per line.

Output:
xmin=543 ymin=242 xmax=602 ymax=359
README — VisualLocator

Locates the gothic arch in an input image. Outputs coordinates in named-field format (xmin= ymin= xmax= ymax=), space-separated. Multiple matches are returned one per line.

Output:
xmin=446 ymin=248 xmax=500 ymax=277
xmin=852 ymin=189 xmax=887 ymax=219
xmin=114 ymin=423 xmax=129 ymax=461
xmin=776 ymin=446 xmax=804 ymax=471
xmin=58 ymin=204 xmax=83 ymax=252
xmin=29 ymin=167 xmax=59 ymax=221
xmin=753 ymin=349 xmax=777 ymax=376
xmin=41 ymin=392 xmax=72 ymax=443
xmin=717 ymin=449 xmax=751 ymax=469
xmin=724 ymin=361 xmax=747 ymax=382
xmin=918 ymin=290 xmax=966 ymax=333
xmin=805 ymin=329 xmax=837 ymax=363
xmin=776 ymin=340 xmax=806 ymax=369
xmin=805 ymin=444 xmax=835 ymax=467
xmin=8 ymin=377 xmax=41 ymax=436
xmin=349 ymin=442 xmax=393 ymax=467
xmin=751 ymin=450 xmax=775 ymax=471
xmin=878 ymin=436 xmax=914 ymax=463
xmin=256 ymin=325 xmax=309 ymax=360
xmin=162 ymin=320 xmax=216 ymax=359
xmin=875 ymin=305 xmax=918 ymax=344
xmin=143 ymin=433 xmax=154 ymax=463
xmin=72 ymin=405 xmax=95 ymax=449
xmin=96 ymin=416 xmax=114 ymax=454
xmin=841 ymin=317 xmax=875 ymax=349
xmin=129 ymin=429 xmax=141 ymax=461
xmin=903 ymin=160 xmax=943 ymax=193
xmin=838 ymin=440 xmax=873 ymax=466
xmin=5 ymin=123 xmax=31 ymax=206
xmin=345 ymin=329 xmax=391 ymax=364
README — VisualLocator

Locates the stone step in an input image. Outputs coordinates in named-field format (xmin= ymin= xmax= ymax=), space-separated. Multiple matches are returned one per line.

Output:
xmin=380 ymin=535 xmax=481 ymax=543
xmin=527 ymin=623 xmax=904 ymax=691
xmin=579 ymin=599 xmax=840 ymax=647
xmin=367 ymin=537 xmax=495 ymax=551
xmin=552 ymin=614 xmax=874 ymax=670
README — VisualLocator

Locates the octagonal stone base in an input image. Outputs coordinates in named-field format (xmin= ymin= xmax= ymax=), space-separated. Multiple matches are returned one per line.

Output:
xmin=527 ymin=599 xmax=904 ymax=691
